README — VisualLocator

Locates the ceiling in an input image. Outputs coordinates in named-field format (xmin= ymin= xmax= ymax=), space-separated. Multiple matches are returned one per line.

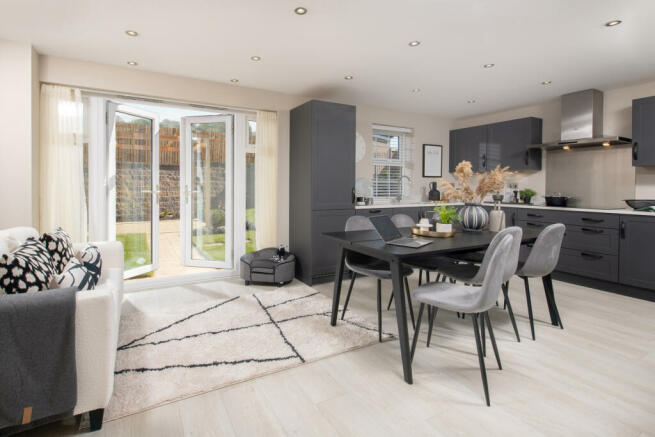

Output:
xmin=2 ymin=0 xmax=655 ymax=118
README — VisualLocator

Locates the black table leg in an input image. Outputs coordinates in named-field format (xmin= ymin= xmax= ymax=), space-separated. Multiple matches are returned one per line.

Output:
xmin=391 ymin=258 xmax=413 ymax=384
xmin=330 ymin=245 xmax=347 ymax=326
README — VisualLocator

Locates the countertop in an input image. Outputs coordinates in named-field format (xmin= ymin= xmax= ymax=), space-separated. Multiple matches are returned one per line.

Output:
xmin=355 ymin=201 xmax=655 ymax=216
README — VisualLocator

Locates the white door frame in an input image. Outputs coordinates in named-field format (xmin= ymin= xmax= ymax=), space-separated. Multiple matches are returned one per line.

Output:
xmin=107 ymin=102 xmax=160 ymax=278
xmin=180 ymin=115 xmax=234 ymax=269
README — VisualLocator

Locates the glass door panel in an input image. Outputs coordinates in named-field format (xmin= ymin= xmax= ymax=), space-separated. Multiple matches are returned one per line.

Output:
xmin=182 ymin=115 xmax=233 ymax=268
xmin=107 ymin=103 xmax=160 ymax=278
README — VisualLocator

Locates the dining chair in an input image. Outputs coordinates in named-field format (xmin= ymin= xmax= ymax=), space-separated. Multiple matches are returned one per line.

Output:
xmin=516 ymin=223 xmax=566 ymax=340
xmin=410 ymin=234 xmax=514 ymax=406
xmin=340 ymin=215 xmax=415 ymax=340
xmin=430 ymin=227 xmax=524 ymax=342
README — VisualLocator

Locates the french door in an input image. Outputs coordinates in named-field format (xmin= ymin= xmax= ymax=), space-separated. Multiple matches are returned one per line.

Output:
xmin=181 ymin=115 xmax=234 ymax=269
xmin=107 ymin=102 xmax=160 ymax=278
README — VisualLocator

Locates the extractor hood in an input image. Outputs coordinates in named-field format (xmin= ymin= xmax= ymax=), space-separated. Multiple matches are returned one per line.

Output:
xmin=531 ymin=89 xmax=631 ymax=150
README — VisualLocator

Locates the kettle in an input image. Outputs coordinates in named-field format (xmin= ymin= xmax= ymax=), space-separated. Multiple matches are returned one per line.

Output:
xmin=428 ymin=182 xmax=440 ymax=201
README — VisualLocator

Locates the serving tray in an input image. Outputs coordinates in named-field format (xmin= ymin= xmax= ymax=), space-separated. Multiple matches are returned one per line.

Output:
xmin=411 ymin=226 xmax=456 ymax=238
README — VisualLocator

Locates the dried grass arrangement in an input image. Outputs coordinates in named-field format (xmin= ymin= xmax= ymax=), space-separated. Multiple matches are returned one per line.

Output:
xmin=439 ymin=161 xmax=510 ymax=203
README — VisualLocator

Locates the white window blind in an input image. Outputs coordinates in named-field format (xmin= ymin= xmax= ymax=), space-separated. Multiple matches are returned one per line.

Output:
xmin=371 ymin=125 xmax=413 ymax=199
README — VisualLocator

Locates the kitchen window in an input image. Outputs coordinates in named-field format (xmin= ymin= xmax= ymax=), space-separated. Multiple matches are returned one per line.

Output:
xmin=371 ymin=124 xmax=413 ymax=199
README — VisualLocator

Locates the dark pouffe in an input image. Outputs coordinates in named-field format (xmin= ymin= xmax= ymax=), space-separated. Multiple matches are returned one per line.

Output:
xmin=240 ymin=248 xmax=296 ymax=287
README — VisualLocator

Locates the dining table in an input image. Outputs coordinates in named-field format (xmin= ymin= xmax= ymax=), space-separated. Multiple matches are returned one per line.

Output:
xmin=323 ymin=226 xmax=541 ymax=384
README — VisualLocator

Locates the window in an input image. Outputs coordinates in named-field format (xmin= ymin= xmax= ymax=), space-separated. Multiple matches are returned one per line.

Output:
xmin=245 ymin=118 xmax=256 ymax=253
xmin=371 ymin=125 xmax=413 ymax=199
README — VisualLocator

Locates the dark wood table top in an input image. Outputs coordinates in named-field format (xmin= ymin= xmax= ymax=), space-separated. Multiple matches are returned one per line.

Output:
xmin=323 ymin=227 xmax=540 ymax=262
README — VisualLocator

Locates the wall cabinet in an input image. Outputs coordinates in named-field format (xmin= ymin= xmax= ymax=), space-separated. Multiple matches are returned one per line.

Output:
xmin=619 ymin=215 xmax=655 ymax=290
xmin=290 ymin=100 xmax=356 ymax=285
xmin=632 ymin=96 xmax=655 ymax=166
xmin=449 ymin=117 xmax=542 ymax=172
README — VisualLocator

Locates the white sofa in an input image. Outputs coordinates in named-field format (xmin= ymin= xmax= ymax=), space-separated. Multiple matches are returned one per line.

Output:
xmin=0 ymin=227 xmax=123 ymax=431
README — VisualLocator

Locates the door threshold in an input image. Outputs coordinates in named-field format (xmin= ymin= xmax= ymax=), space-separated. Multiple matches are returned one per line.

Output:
xmin=124 ymin=269 xmax=239 ymax=293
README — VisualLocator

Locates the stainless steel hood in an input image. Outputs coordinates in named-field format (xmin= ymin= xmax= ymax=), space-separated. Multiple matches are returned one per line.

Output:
xmin=531 ymin=89 xmax=632 ymax=150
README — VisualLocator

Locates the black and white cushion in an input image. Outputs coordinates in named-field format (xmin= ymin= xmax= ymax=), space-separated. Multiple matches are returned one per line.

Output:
xmin=40 ymin=227 xmax=74 ymax=274
xmin=54 ymin=258 xmax=97 ymax=290
xmin=76 ymin=244 xmax=102 ymax=286
xmin=0 ymin=238 xmax=56 ymax=294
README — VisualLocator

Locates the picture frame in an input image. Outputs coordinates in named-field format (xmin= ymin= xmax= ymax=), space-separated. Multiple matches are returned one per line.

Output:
xmin=422 ymin=144 xmax=443 ymax=177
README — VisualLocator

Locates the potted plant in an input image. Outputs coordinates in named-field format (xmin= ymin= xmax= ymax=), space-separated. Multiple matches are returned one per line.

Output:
xmin=520 ymin=188 xmax=536 ymax=204
xmin=434 ymin=205 xmax=460 ymax=233
xmin=438 ymin=161 xmax=510 ymax=231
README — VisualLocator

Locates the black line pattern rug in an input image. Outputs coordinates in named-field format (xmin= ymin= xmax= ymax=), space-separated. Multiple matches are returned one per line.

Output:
xmin=106 ymin=287 xmax=392 ymax=421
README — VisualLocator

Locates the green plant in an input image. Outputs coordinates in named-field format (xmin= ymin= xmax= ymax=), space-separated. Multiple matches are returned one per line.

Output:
xmin=520 ymin=188 xmax=536 ymax=199
xmin=433 ymin=205 xmax=460 ymax=224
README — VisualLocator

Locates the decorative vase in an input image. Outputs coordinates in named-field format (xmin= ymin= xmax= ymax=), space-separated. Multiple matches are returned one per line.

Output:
xmin=460 ymin=203 xmax=489 ymax=232
xmin=436 ymin=223 xmax=452 ymax=233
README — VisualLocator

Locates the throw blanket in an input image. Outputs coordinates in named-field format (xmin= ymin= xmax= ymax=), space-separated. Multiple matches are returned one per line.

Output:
xmin=0 ymin=288 xmax=77 ymax=433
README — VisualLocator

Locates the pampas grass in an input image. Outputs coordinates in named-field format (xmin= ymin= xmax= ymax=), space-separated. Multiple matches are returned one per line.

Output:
xmin=439 ymin=161 xmax=510 ymax=203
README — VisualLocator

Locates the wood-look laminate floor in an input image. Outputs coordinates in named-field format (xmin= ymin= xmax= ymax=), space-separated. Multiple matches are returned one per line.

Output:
xmin=24 ymin=274 xmax=655 ymax=436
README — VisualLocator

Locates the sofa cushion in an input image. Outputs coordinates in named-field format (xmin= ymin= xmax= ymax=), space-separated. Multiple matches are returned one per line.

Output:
xmin=53 ymin=257 xmax=98 ymax=290
xmin=40 ymin=227 xmax=75 ymax=274
xmin=0 ymin=238 xmax=56 ymax=294
xmin=0 ymin=236 xmax=19 ymax=257
xmin=75 ymin=244 xmax=102 ymax=279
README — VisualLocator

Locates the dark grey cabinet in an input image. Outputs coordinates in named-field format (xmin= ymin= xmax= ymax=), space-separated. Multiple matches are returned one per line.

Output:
xmin=632 ymin=96 xmax=655 ymax=166
xmin=619 ymin=215 xmax=655 ymax=290
xmin=290 ymin=100 xmax=356 ymax=285
xmin=449 ymin=118 xmax=542 ymax=172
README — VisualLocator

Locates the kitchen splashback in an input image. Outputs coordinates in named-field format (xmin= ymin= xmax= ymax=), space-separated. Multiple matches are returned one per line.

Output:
xmin=545 ymin=146 xmax=635 ymax=209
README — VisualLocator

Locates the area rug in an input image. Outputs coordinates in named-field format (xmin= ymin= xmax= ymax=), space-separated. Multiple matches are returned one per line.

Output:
xmin=105 ymin=287 xmax=392 ymax=421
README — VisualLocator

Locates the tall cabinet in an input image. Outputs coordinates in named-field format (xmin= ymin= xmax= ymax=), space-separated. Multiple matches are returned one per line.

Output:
xmin=290 ymin=100 xmax=356 ymax=285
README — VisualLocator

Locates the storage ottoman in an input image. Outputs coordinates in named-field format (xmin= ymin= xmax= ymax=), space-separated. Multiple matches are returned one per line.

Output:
xmin=240 ymin=248 xmax=296 ymax=286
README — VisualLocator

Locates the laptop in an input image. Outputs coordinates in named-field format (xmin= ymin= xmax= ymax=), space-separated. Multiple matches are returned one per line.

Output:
xmin=369 ymin=215 xmax=432 ymax=248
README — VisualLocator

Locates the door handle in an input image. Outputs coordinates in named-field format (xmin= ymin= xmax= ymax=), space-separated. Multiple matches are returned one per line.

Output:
xmin=580 ymin=252 xmax=603 ymax=260
xmin=633 ymin=142 xmax=639 ymax=161
xmin=620 ymin=221 xmax=626 ymax=239
xmin=524 ymin=150 xmax=529 ymax=166
xmin=581 ymin=217 xmax=603 ymax=223
xmin=581 ymin=228 xmax=603 ymax=234
xmin=352 ymin=187 xmax=356 ymax=204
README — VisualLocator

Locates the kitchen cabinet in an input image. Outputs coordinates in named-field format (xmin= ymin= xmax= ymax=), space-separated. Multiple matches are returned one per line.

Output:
xmin=632 ymin=96 xmax=655 ymax=166
xmin=619 ymin=215 xmax=655 ymax=290
xmin=449 ymin=118 xmax=542 ymax=172
xmin=290 ymin=100 xmax=356 ymax=285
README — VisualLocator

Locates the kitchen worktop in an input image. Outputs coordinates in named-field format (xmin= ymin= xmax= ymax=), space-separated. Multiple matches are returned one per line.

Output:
xmin=355 ymin=201 xmax=655 ymax=216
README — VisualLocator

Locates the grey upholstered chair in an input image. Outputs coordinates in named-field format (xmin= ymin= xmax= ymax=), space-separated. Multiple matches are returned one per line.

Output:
xmin=429 ymin=227 xmax=524 ymax=342
xmin=340 ymin=215 xmax=415 ymax=340
xmin=516 ymin=223 xmax=566 ymax=340
xmin=390 ymin=213 xmax=416 ymax=228
xmin=410 ymin=234 xmax=514 ymax=406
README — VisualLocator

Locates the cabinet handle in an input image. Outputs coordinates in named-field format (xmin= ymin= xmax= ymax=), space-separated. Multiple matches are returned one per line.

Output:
xmin=620 ymin=222 xmax=626 ymax=239
xmin=580 ymin=252 xmax=603 ymax=260
xmin=581 ymin=217 xmax=603 ymax=223
xmin=581 ymin=227 xmax=603 ymax=234
xmin=526 ymin=222 xmax=544 ymax=227
xmin=527 ymin=213 xmax=543 ymax=218
xmin=352 ymin=187 xmax=356 ymax=204
xmin=524 ymin=150 xmax=529 ymax=166
xmin=482 ymin=154 xmax=487 ymax=169
xmin=368 ymin=209 xmax=382 ymax=214
xmin=633 ymin=142 xmax=639 ymax=161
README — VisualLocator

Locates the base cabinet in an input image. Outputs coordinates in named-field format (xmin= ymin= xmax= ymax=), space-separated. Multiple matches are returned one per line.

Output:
xmin=619 ymin=216 xmax=655 ymax=290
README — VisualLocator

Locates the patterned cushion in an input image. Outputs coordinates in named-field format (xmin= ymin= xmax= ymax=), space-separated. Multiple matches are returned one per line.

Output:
xmin=40 ymin=227 xmax=74 ymax=274
xmin=0 ymin=238 xmax=56 ymax=294
xmin=54 ymin=257 xmax=97 ymax=290
xmin=75 ymin=244 xmax=102 ymax=286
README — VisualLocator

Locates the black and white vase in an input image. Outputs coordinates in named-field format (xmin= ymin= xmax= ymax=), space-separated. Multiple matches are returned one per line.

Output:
xmin=460 ymin=203 xmax=489 ymax=232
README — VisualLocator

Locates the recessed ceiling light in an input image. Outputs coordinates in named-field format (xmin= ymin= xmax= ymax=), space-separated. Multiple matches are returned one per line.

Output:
xmin=562 ymin=145 xmax=571 ymax=150
xmin=467 ymin=99 xmax=476 ymax=104
xmin=541 ymin=80 xmax=552 ymax=85
xmin=230 ymin=79 xmax=239 ymax=83
xmin=250 ymin=56 xmax=261 ymax=61
xmin=127 ymin=61 xmax=138 ymax=66
xmin=294 ymin=7 xmax=307 ymax=15
xmin=411 ymin=88 xmax=421 ymax=93
xmin=125 ymin=30 xmax=138 ymax=37
xmin=344 ymin=75 xmax=354 ymax=80
xmin=483 ymin=63 xmax=495 ymax=68
xmin=408 ymin=41 xmax=421 ymax=47
xmin=605 ymin=20 xmax=622 ymax=27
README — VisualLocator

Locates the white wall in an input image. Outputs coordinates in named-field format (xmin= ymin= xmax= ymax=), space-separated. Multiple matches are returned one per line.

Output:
xmin=453 ymin=78 xmax=655 ymax=198
xmin=0 ymin=40 xmax=38 ymax=229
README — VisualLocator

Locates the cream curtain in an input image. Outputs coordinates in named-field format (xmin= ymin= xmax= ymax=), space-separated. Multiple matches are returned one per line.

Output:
xmin=40 ymin=84 xmax=88 ymax=242
xmin=254 ymin=110 xmax=279 ymax=249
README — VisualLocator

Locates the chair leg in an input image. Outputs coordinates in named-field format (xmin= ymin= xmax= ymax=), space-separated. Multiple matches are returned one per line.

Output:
xmin=484 ymin=312 xmax=502 ymax=370
xmin=411 ymin=303 xmax=426 ymax=362
xmin=418 ymin=269 xmax=423 ymax=286
xmin=426 ymin=271 xmax=431 ymax=283
xmin=522 ymin=276 xmax=535 ymax=340
xmin=481 ymin=310 xmax=486 ymax=357
xmin=426 ymin=306 xmax=437 ymax=347
xmin=377 ymin=279 xmax=382 ymax=342
xmin=502 ymin=282 xmax=521 ymax=342
xmin=471 ymin=314 xmax=490 ymax=406
xmin=404 ymin=276 xmax=416 ymax=329
xmin=341 ymin=272 xmax=357 ymax=320
xmin=386 ymin=289 xmax=394 ymax=311
xmin=544 ymin=274 xmax=564 ymax=329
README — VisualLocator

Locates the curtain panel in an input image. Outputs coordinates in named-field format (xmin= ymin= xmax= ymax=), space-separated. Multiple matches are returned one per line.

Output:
xmin=39 ymin=84 xmax=88 ymax=242
xmin=254 ymin=110 xmax=279 ymax=249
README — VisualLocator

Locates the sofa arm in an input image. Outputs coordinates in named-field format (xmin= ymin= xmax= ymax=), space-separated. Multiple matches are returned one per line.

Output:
xmin=72 ymin=288 xmax=118 ymax=416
